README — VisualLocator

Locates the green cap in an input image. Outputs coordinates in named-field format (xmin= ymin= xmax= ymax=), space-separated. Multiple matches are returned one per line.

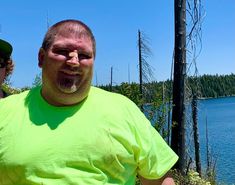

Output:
xmin=0 ymin=39 xmax=13 ymax=59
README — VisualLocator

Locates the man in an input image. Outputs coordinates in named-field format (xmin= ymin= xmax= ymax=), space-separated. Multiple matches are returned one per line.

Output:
xmin=0 ymin=19 xmax=178 ymax=185
xmin=0 ymin=39 xmax=14 ymax=98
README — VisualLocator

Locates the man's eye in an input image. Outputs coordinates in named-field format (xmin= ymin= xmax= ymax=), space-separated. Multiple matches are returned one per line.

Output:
xmin=54 ymin=49 xmax=69 ymax=56
xmin=78 ymin=54 xmax=91 ymax=60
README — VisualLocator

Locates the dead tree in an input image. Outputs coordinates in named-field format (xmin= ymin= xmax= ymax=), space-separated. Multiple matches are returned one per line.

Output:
xmin=171 ymin=0 xmax=187 ymax=173
xmin=109 ymin=66 xmax=113 ymax=92
xmin=192 ymin=93 xmax=202 ymax=176
xmin=137 ymin=30 xmax=154 ymax=109
xmin=186 ymin=0 xmax=204 ymax=176
xmin=138 ymin=30 xmax=143 ymax=102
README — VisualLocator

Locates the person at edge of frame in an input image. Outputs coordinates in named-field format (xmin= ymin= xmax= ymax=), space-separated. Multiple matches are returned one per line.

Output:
xmin=0 ymin=38 xmax=14 ymax=98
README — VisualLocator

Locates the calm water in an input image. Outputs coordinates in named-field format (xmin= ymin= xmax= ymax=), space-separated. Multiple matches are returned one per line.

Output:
xmin=198 ymin=96 xmax=235 ymax=184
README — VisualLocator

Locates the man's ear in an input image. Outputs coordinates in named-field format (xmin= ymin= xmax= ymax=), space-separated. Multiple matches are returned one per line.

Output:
xmin=38 ymin=48 xmax=45 ymax=68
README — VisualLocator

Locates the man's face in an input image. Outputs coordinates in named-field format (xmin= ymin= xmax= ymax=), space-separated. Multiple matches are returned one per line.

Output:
xmin=39 ymin=33 xmax=94 ymax=106
xmin=0 ymin=58 xmax=6 ymax=85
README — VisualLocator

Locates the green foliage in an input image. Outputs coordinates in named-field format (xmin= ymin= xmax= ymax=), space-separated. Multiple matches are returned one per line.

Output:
xmin=100 ymin=74 xmax=235 ymax=101
xmin=190 ymin=73 xmax=235 ymax=98
xmin=1 ymin=72 xmax=42 ymax=95
xmin=1 ymin=83 xmax=22 ymax=95
xmin=135 ymin=176 xmax=141 ymax=185
xmin=135 ymin=170 xmax=215 ymax=185
xmin=32 ymin=73 xmax=42 ymax=87
xmin=99 ymin=82 xmax=143 ymax=106
xmin=172 ymin=170 xmax=212 ymax=185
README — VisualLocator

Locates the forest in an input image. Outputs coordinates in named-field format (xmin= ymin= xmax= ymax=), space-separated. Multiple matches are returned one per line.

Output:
xmin=99 ymin=73 xmax=235 ymax=105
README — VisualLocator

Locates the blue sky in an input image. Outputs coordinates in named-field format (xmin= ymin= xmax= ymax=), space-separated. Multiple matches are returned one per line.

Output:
xmin=0 ymin=0 xmax=234 ymax=88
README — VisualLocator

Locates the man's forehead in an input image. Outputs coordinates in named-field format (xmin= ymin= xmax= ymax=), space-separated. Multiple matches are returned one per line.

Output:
xmin=52 ymin=35 xmax=93 ymax=52
xmin=56 ymin=26 xmax=91 ymax=39
xmin=54 ymin=30 xmax=91 ymax=41
xmin=54 ymin=33 xmax=92 ymax=44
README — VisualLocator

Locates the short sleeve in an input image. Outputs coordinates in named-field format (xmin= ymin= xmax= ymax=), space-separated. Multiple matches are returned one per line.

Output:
xmin=137 ymin=123 xmax=178 ymax=179
xmin=123 ymin=98 xmax=178 ymax=179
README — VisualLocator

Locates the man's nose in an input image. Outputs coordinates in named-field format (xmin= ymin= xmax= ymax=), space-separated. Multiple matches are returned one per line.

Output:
xmin=66 ymin=50 xmax=80 ymax=66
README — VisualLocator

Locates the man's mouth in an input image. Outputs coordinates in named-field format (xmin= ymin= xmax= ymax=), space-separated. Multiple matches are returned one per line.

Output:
xmin=60 ymin=69 xmax=81 ymax=77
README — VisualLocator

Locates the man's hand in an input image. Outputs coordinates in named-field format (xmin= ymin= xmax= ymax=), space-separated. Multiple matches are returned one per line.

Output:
xmin=139 ymin=172 xmax=175 ymax=185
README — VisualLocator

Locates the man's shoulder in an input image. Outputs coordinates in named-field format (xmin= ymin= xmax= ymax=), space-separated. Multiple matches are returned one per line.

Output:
xmin=0 ymin=90 xmax=31 ymax=124
xmin=88 ymin=86 xmax=142 ymax=115
xmin=0 ymin=89 xmax=31 ymax=107
xmin=89 ymin=86 xmax=134 ymax=105
xmin=1 ymin=90 xmax=28 ymax=99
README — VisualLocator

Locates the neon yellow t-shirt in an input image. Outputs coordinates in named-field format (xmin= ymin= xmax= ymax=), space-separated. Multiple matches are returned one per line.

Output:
xmin=0 ymin=86 xmax=178 ymax=185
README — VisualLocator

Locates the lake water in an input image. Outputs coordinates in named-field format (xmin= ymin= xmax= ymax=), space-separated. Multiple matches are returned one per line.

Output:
xmin=198 ymin=96 xmax=235 ymax=184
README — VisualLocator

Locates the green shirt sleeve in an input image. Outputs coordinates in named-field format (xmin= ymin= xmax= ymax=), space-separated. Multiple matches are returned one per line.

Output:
xmin=123 ymin=98 xmax=178 ymax=179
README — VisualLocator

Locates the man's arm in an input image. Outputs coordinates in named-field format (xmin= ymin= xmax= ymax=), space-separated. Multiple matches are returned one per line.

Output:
xmin=139 ymin=172 xmax=175 ymax=185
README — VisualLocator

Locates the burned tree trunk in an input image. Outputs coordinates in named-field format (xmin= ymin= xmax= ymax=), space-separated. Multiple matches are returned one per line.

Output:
xmin=137 ymin=30 xmax=154 ymax=109
xmin=109 ymin=66 xmax=113 ymax=92
xmin=138 ymin=30 xmax=143 ymax=102
xmin=192 ymin=93 xmax=202 ymax=176
xmin=171 ymin=0 xmax=187 ymax=173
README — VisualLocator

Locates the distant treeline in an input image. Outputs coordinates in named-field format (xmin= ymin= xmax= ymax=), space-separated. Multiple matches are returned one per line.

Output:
xmin=188 ymin=73 xmax=235 ymax=98
xmin=99 ymin=73 xmax=235 ymax=103
xmin=3 ymin=74 xmax=234 ymax=104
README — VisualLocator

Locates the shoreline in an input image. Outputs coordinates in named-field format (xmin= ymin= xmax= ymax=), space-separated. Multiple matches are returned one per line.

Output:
xmin=198 ymin=95 xmax=235 ymax=100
